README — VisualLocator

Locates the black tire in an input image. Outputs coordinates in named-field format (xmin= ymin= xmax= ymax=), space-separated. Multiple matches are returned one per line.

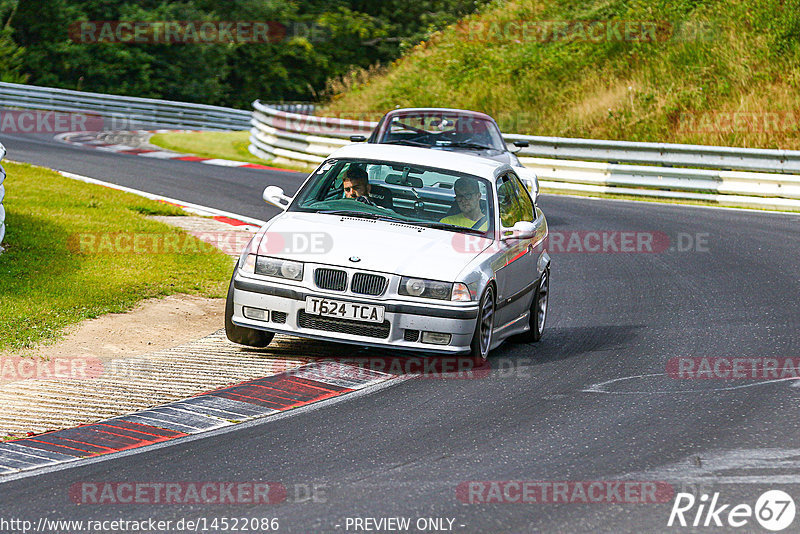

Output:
xmin=468 ymin=285 xmax=495 ymax=361
xmin=224 ymin=270 xmax=274 ymax=348
xmin=521 ymin=268 xmax=549 ymax=342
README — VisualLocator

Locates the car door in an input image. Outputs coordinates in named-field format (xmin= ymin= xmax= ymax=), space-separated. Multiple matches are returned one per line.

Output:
xmin=493 ymin=173 xmax=540 ymax=330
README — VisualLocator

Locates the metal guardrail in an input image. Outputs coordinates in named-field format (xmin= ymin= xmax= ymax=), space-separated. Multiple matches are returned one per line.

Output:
xmin=0 ymin=82 xmax=251 ymax=131
xmin=262 ymin=102 xmax=316 ymax=116
xmin=1 ymin=81 xmax=796 ymax=211
xmin=0 ymin=141 xmax=6 ymax=247
xmin=248 ymin=103 xmax=800 ymax=210
xmin=249 ymin=100 xmax=374 ymax=165
xmin=502 ymin=134 xmax=800 ymax=175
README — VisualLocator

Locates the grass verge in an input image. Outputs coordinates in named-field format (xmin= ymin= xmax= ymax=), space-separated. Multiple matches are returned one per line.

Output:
xmin=149 ymin=130 xmax=268 ymax=165
xmin=0 ymin=161 xmax=234 ymax=351
xmin=149 ymin=130 xmax=314 ymax=172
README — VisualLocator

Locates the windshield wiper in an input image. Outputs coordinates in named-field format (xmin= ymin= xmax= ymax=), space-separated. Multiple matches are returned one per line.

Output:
xmin=441 ymin=141 xmax=498 ymax=151
xmin=413 ymin=221 xmax=487 ymax=236
xmin=319 ymin=210 xmax=410 ymax=224
xmin=321 ymin=210 xmax=486 ymax=235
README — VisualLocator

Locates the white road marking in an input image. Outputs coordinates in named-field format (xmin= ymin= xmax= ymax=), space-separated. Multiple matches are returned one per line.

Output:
xmin=582 ymin=373 xmax=800 ymax=394
xmin=622 ymin=448 xmax=800 ymax=484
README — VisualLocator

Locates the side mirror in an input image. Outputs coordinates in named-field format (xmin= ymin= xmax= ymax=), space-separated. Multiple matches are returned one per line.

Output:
xmin=501 ymin=220 xmax=537 ymax=241
xmin=513 ymin=140 xmax=529 ymax=148
xmin=263 ymin=185 xmax=292 ymax=210
xmin=350 ymin=135 xmax=367 ymax=142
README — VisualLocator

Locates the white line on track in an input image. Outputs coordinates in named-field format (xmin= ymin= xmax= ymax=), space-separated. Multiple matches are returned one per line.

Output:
xmin=582 ymin=372 xmax=800 ymax=394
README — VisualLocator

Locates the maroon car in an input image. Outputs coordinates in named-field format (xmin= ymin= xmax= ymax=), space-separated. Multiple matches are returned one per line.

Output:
xmin=352 ymin=108 xmax=537 ymax=198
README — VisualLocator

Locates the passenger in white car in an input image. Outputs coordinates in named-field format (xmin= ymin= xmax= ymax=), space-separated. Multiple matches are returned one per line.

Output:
xmin=440 ymin=177 xmax=488 ymax=231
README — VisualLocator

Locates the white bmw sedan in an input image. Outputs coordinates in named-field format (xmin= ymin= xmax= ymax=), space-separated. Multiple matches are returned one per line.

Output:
xmin=225 ymin=144 xmax=550 ymax=360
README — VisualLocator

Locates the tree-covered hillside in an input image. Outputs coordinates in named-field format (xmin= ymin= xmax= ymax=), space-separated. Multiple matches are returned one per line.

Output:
xmin=0 ymin=0 xmax=489 ymax=108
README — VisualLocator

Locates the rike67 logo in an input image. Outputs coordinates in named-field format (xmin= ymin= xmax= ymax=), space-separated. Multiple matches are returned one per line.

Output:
xmin=668 ymin=490 xmax=796 ymax=531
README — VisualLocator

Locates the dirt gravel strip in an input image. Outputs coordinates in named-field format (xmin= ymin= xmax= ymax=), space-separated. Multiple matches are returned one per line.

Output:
xmin=0 ymin=174 xmax=402 ymax=477
xmin=0 ymin=360 xmax=397 ymax=476
xmin=0 ymin=331 xmax=313 ymax=437
xmin=0 ymin=213 xmax=310 ymax=438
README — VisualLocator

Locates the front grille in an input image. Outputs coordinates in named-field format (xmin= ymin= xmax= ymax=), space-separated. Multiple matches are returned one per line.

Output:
xmin=351 ymin=273 xmax=388 ymax=296
xmin=404 ymin=329 xmax=420 ymax=342
xmin=271 ymin=311 xmax=287 ymax=324
xmin=298 ymin=311 xmax=390 ymax=339
xmin=314 ymin=268 xmax=347 ymax=291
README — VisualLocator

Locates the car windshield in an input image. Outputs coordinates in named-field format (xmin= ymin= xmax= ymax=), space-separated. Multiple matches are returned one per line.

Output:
xmin=378 ymin=112 xmax=506 ymax=152
xmin=289 ymin=158 xmax=495 ymax=237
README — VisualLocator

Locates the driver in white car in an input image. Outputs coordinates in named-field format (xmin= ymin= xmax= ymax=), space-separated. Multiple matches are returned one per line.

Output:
xmin=342 ymin=165 xmax=376 ymax=206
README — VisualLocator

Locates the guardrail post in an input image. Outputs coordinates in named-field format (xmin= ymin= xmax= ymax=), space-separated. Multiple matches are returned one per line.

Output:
xmin=0 ymin=141 xmax=6 ymax=251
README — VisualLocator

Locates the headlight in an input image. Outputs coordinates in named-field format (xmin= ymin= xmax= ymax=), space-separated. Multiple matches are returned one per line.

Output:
xmin=280 ymin=261 xmax=303 ymax=279
xmin=399 ymin=277 xmax=453 ymax=300
xmin=253 ymin=256 xmax=304 ymax=281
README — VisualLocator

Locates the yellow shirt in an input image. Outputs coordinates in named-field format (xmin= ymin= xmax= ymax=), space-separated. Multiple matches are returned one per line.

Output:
xmin=440 ymin=213 xmax=488 ymax=231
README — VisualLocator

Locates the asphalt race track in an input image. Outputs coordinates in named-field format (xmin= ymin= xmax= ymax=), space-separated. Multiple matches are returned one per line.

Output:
xmin=0 ymin=131 xmax=295 ymax=220
xmin=2 ymin=131 xmax=800 ymax=533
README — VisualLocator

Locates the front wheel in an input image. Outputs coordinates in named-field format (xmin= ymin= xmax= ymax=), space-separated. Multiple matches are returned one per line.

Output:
xmin=521 ymin=268 xmax=549 ymax=342
xmin=468 ymin=285 xmax=495 ymax=361
xmin=224 ymin=271 xmax=274 ymax=348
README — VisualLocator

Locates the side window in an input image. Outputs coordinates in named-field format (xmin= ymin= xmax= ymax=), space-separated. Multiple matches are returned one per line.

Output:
xmin=497 ymin=175 xmax=524 ymax=228
xmin=511 ymin=175 xmax=535 ymax=221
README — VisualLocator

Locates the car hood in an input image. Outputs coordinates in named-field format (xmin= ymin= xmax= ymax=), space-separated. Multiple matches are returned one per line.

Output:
xmin=256 ymin=212 xmax=492 ymax=281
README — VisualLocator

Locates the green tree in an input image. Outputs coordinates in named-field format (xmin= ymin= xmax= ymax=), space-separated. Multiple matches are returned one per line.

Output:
xmin=0 ymin=0 xmax=26 ymax=82
xmin=7 ymin=0 xmax=491 ymax=106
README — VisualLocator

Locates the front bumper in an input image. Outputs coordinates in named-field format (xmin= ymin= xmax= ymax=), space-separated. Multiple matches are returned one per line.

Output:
xmin=231 ymin=273 xmax=480 ymax=354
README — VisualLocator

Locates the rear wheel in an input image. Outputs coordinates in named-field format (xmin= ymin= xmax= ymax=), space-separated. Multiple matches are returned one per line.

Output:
xmin=469 ymin=285 xmax=495 ymax=361
xmin=522 ymin=268 xmax=549 ymax=342
xmin=224 ymin=270 xmax=274 ymax=348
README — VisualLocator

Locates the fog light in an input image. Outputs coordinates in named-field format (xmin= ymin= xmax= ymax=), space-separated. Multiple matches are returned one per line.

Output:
xmin=421 ymin=332 xmax=451 ymax=345
xmin=243 ymin=307 xmax=268 ymax=321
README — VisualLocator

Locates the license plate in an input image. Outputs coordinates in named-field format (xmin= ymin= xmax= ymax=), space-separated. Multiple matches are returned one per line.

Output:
xmin=305 ymin=296 xmax=385 ymax=323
